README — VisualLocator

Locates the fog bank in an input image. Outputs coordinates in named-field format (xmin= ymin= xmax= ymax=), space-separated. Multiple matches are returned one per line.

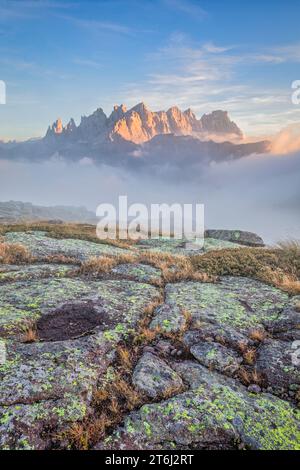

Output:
xmin=0 ymin=150 xmax=299 ymax=244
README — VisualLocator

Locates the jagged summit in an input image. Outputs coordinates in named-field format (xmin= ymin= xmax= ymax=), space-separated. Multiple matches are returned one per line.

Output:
xmin=45 ymin=103 xmax=244 ymax=144
xmin=200 ymin=110 xmax=243 ymax=137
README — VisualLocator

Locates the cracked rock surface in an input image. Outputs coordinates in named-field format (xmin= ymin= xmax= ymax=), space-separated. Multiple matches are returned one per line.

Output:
xmin=0 ymin=230 xmax=299 ymax=450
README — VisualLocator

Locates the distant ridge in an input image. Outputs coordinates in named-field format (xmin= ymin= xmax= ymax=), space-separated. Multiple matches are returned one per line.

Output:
xmin=0 ymin=201 xmax=97 ymax=224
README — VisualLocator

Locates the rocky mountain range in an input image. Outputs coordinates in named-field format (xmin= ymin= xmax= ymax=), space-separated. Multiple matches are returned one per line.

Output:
xmin=0 ymin=103 xmax=270 ymax=166
xmin=46 ymin=103 xmax=244 ymax=144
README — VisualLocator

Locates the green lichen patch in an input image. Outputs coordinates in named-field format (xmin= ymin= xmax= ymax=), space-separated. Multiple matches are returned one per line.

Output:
xmin=165 ymin=277 xmax=288 ymax=332
xmin=100 ymin=381 xmax=300 ymax=450
xmin=111 ymin=263 xmax=162 ymax=283
xmin=5 ymin=231 xmax=131 ymax=261
xmin=0 ymin=263 xmax=73 ymax=283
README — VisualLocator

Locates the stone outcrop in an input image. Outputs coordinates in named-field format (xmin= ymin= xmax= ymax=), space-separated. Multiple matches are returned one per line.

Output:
xmin=205 ymin=229 xmax=265 ymax=247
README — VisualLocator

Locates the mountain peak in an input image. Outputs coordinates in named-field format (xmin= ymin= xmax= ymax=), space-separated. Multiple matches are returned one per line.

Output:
xmin=200 ymin=110 xmax=243 ymax=137
xmin=131 ymin=102 xmax=149 ymax=114
xmin=45 ymin=103 xmax=243 ymax=144
xmin=184 ymin=108 xmax=196 ymax=119
xmin=53 ymin=118 xmax=63 ymax=134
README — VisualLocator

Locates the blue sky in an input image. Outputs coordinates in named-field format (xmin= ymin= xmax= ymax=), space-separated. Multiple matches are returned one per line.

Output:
xmin=0 ymin=0 xmax=300 ymax=140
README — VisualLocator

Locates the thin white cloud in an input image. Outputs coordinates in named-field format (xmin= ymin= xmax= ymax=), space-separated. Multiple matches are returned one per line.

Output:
xmin=119 ymin=37 xmax=300 ymax=135
xmin=202 ymin=42 xmax=235 ymax=54
xmin=59 ymin=14 xmax=133 ymax=35
xmin=270 ymin=43 xmax=300 ymax=63
xmin=164 ymin=0 xmax=207 ymax=20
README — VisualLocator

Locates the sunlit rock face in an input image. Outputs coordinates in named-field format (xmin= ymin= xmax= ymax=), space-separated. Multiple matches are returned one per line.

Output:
xmin=45 ymin=103 xmax=244 ymax=144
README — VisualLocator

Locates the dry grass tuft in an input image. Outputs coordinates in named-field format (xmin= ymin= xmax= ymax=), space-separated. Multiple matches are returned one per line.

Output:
xmin=249 ymin=329 xmax=267 ymax=343
xmin=65 ymin=415 xmax=112 ymax=450
xmin=0 ymin=242 xmax=32 ymax=264
xmin=116 ymin=345 xmax=133 ymax=372
xmin=238 ymin=367 xmax=252 ymax=385
xmin=133 ymin=326 xmax=160 ymax=345
xmin=21 ymin=322 xmax=38 ymax=343
xmin=260 ymin=268 xmax=300 ymax=296
xmin=191 ymin=242 xmax=300 ymax=294
xmin=238 ymin=367 xmax=264 ymax=387
xmin=143 ymin=298 xmax=163 ymax=317
xmin=79 ymin=253 xmax=137 ymax=276
xmin=181 ymin=308 xmax=192 ymax=324
xmin=243 ymin=347 xmax=257 ymax=365
xmin=79 ymin=256 xmax=117 ymax=274
xmin=133 ymin=297 xmax=164 ymax=345
xmin=110 ymin=376 xmax=142 ymax=411
xmin=251 ymin=368 xmax=264 ymax=386
xmin=42 ymin=254 xmax=79 ymax=265
xmin=63 ymin=372 xmax=143 ymax=449
xmin=93 ymin=388 xmax=110 ymax=404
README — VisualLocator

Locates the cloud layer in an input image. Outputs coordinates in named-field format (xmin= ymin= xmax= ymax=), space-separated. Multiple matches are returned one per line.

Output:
xmin=0 ymin=148 xmax=299 ymax=244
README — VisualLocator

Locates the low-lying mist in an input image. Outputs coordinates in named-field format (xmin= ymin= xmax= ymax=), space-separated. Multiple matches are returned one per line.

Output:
xmin=0 ymin=150 xmax=299 ymax=245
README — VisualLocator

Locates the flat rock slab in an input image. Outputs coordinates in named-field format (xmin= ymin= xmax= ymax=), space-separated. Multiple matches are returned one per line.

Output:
xmin=0 ymin=278 xmax=160 ymax=449
xmin=132 ymin=353 xmax=184 ymax=399
xmin=0 ymin=277 xmax=159 ymax=337
xmin=150 ymin=304 xmax=187 ymax=333
xmin=190 ymin=342 xmax=243 ymax=375
xmin=0 ymin=263 xmax=74 ymax=283
xmin=112 ymin=263 xmax=161 ymax=283
xmin=136 ymin=237 xmax=241 ymax=255
xmin=5 ymin=231 xmax=130 ymax=261
xmin=183 ymin=324 xmax=251 ymax=351
xmin=165 ymin=277 xmax=288 ymax=332
xmin=97 ymin=375 xmax=300 ymax=450
xmin=0 ymin=335 xmax=109 ymax=450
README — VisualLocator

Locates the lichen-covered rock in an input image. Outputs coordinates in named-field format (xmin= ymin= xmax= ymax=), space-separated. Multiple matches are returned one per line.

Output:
xmin=173 ymin=360 xmax=237 ymax=390
xmin=0 ymin=277 xmax=159 ymax=337
xmin=183 ymin=324 xmax=251 ymax=352
xmin=165 ymin=277 xmax=288 ymax=332
xmin=0 ymin=334 xmax=111 ymax=449
xmin=256 ymin=339 xmax=300 ymax=397
xmin=112 ymin=263 xmax=161 ymax=284
xmin=0 ymin=263 xmax=74 ymax=283
xmin=0 ymin=226 xmax=299 ymax=451
xmin=0 ymin=278 xmax=95 ymax=335
xmin=190 ymin=342 xmax=242 ymax=375
xmin=4 ymin=231 xmax=130 ymax=261
xmin=97 ymin=378 xmax=300 ymax=450
xmin=0 ymin=277 xmax=160 ymax=449
xmin=205 ymin=229 xmax=265 ymax=247
xmin=150 ymin=304 xmax=187 ymax=333
xmin=265 ymin=296 xmax=300 ymax=340
xmin=132 ymin=353 xmax=183 ymax=399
